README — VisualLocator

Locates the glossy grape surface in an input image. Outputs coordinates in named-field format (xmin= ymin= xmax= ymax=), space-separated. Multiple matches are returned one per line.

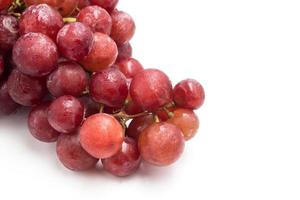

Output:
xmin=0 ymin=0 xmax=12 ymax=10
xmin=116 ymin=58 xmax=143 ymax=79
xmin=116 ymin=42 xmax=132 ymax=62
xmin=89 ymin=0 xmax=118 ymax=13
xmin=127 ymin=115 xmax=154 ymax=140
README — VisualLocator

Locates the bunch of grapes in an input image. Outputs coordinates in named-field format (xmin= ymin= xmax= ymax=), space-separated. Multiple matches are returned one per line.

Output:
xmin=0 ymin=0 xmax=205 ymax=177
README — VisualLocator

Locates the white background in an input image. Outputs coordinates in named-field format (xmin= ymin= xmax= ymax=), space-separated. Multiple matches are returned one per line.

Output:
xmin=1 ymin=0 xmax=300 ymax=199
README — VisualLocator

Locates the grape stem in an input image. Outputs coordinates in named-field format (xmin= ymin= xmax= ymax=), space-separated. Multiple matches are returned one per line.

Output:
xmin=63 ymin=17 xmax=77 ymax=23
xmin=112 ymin=111 xmax=151 ymax=121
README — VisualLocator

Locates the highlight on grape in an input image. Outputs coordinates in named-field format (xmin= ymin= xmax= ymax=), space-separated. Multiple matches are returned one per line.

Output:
xmin=0 ymin=0 xmax=205 ymax=177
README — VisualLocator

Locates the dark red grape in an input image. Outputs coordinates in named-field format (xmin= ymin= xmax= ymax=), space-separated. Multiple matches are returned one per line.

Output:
xmin=78 ymin=0 xmax=91 ymax=9
xmin=78 ymin=95 xmax=99 ymax=118
xmin=89 ymin=68 xmax=128 ymax=108
xmin=110 ymin=10 xmax=135 ymax=45
xmin=89 ymin=0 xmax=118 ymax=13
xmin=28 ymin=102 xmax=60 ymax=142
xmin=116 ymin=42 xmax=132 ymax=62
xmin=19 ymin=4 xmax=64 ymax=41
xmin=167 ymin=108 xmax=199 ymax=140
xmin=57 ymin=22 xmax=93 ymax=62
xmin=56 ymin=132 xmax=98 ymax=171
xmin=48 ymin=95 xmax=84 ymax=134
xmin=7 ymin=69 xmax=46 ymax=106
xmin=102 ymin=137 xmax=141 ymax=177
xmin=127 ymin=115 xmax=154 ymax=140
xmin=0 ymin=81 xmax=18 ymax=115
xmin=116 ymin=58 xmax=143 ymax=79
xmin=77 ymin=5 xmax=112 ymax=34
xmin=0 ymin=0 xmax=12 ymax=10
xmin=130 ymin=69 xmax=173 ymax=111
xmin=47 ymin=61 xmax=88 ymax=97
xmin=13 ymin=32 xmax=58 ymax=77
xmin=80 ymin=32 xmax=117 ymax=72
xmin=79 ymin=113 xmax=124 ymax=159
xmin=173 ymin=79 xmax=205 ymax=110
xmin=138 ymin=122 xmax=185 ymax=166
xmin=0 ymin=15 xmax=18 ymax=52
xmin=124 ymin=96 xmax=143 ymax=115
xmin=0 ymin=54 xmax=4 ymax=77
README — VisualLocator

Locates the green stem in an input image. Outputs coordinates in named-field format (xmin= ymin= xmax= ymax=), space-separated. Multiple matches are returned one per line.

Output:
xmin=63 ymin=17 xmax=77 ymax=23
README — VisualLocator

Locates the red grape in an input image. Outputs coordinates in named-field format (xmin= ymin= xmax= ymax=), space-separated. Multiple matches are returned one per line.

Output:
xmin=130 ymin=69 xmax=173 ymax=111
xmin=173 ymin=79 xmax=205 ymax=110
xmin=56 ymin=132 xmax=98 ymax=171
xmin=79 ymin=113 xmax=124 ymax=159
xmin=156 ymin=107 xmax=176 ymax=121
xmin=78 ymin=95 xmax=99 ymax=118
xmin=0 ymin=0 xmax=11 ymax=10
xmin=116 ymin=58 xmax=143 ymax=79
xmin=28 ymin=102 xmax=60 ymax=142
xmin=7 ymin=69 xmax=46 ymax=106
xmin=127 ymin=115 xmax=154 ymax=140
xmin=47 ymin=61 xmax=88 ymax=97
xmin=102 ymin=137 xmax=141 ymax=177
xmin=0 ymin=15 xmax=18 ymax=52
xmin=89 ymin=68 xmax=128 ymax=108
xmin=138 ymin=122 xmax=185 ymax=166
xmin=77 ymin=5 xmax=112 ymax=34
xmin=19 ymin=4 xmax=64 ymax=41
xmin=13 ymin=32 xmax=58 ymax=77
xmin=116 ymin=42 xmax=132 ymax=62
xmin=48 ymin=95 xmax=84 ymax=134
xmin=0 ymin=54 xmax=4 ymax=77
xmin=56 ymin=22 xmax=93 ymax=62
xmin=0 ymin=81 xmax=18 ymax=115
xmin=110 ymin=10 xmax=135 ymax=45
xmin=81 ymin=32 xmax=117 ymax=72
xmin=78 ymin=0 xmax=91 ymax=9
xmin=124 ymin=96 xmax=143 ymax=115
xmin=89 ymin=0 xmax=118 ymax=13
xmin=167 ymin=108 xmax=199 ymax=140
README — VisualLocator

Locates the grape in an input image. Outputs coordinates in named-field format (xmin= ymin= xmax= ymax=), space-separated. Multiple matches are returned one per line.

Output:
xmin=102 ymin=137 xmax=141 ymax=177
xmin=0 ymin=0 xmax=11 ymax=11
xmin=173 ymin=79 xmax=205 ymax=110
xmin=0 ymin=54 xmax=4 ymax=78
xmin=0 ymin=15 xmax=18 ymax=52
xmin=80 ymin=32 xmax=117 ymax=72
xmin=24 ymin=0 xmax=79 ymax=17
xmin=19 ymin=4 xmax=64 ymax=41
xmin=156 ymin=107 xmax=176 ymax=121
xmin=167 ymin=108 xmax=199 ymax=140
xmin=78 ymin=95 xmax=99 ymax=118
xmin=138 ymin=122 xmax=185 ymax=166
xmin=127 ymin=115 xmax=154 ymax=140
xmin=89 ymin=68 xmax=128 ymax=108
xmin=7 ymin=69 xmax=46 ymax=106
xmin=56 ymin=132 xmax=98 ymax=171
xmin=47 ymin=61 xmax=88 ymax=97
xmin=13 ymin=32 xmax=58 ymax=77
xmin=48 ymin=95 xmax=84 ymax=134
xmin=124 ymin=96 xmax=143 ymax=115
xmin=77 ymin=5 xmax=112 ymax=34
xmin=56 ymin=22 xmax=93 ymax=62
xmin=0 ymin=81 xmax=18 ymax=115
xmin=89 ymin=0 xmax=118 ymax=13
xmin=78 ymin=0 xmax=91 ymax=9
xmin=79 ymin=113 xmax=124 ymax=159
xmin=116 ymin=42 xmax=132 ymax=62
xmin=28 ymin=102 xmax=60 ymax=142
xmin=116 ymin=58 xmax=143 ymax=79
xmin=110 ymin=10 xmax=135 ymax=45
xmin=130 ymin=69 xmax=173 ymax=111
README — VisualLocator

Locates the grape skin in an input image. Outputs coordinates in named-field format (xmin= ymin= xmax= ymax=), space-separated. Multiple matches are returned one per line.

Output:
xmin=79 ymin=113 xmax=124 ymax=159
xmin=7 ymin=69 xmax=46 ymax=106
xmin=56 ymin=22 xmax=93 ymax=62
xmin=19 ymin=4 xmax=64 ymax=41
xmin=28 ymin=102 xmax=60 ymax=142
xmin=56 ymin=132 xmax=99 ymax=171
xmin=130 ymin=69 xmax=173 ymax=111
xmin=12 ymin=32 xmax=58 ymax=77
xmin=138 ymin=122 xmax=185 ymax=166
xmin=89 ymin=0 xmax=118 ymax=13
xmin=102 ymin=137 xmax=141 ymax=177
xmin=77 ymin=5 xmax=112 ymax=34
xmin=0 ymin=15 xmax=18 ymax=52
xmin=116 ymin=42 xmax=132 ymax=62
xmin=127 ymin=115 xmax=154 ymax=141
xmin=116 ymin=58 xmax=143 ymax=79
xmin=89 ymin=68 xmax=128 ymax=108
xmin=0 ymin=55 xmax=4 ymax=78
xmin=0 ymin=81 xmax=18 ymax=115
xmin=47 ymin=61 xmax=88 ymax=97
xmin=80 ymin=32 xmax=118 ymax=72
xmin=0 ymin=0 xmax=12 ymax=11
xmin=48 ymin=95 xmax=84 ymax=134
